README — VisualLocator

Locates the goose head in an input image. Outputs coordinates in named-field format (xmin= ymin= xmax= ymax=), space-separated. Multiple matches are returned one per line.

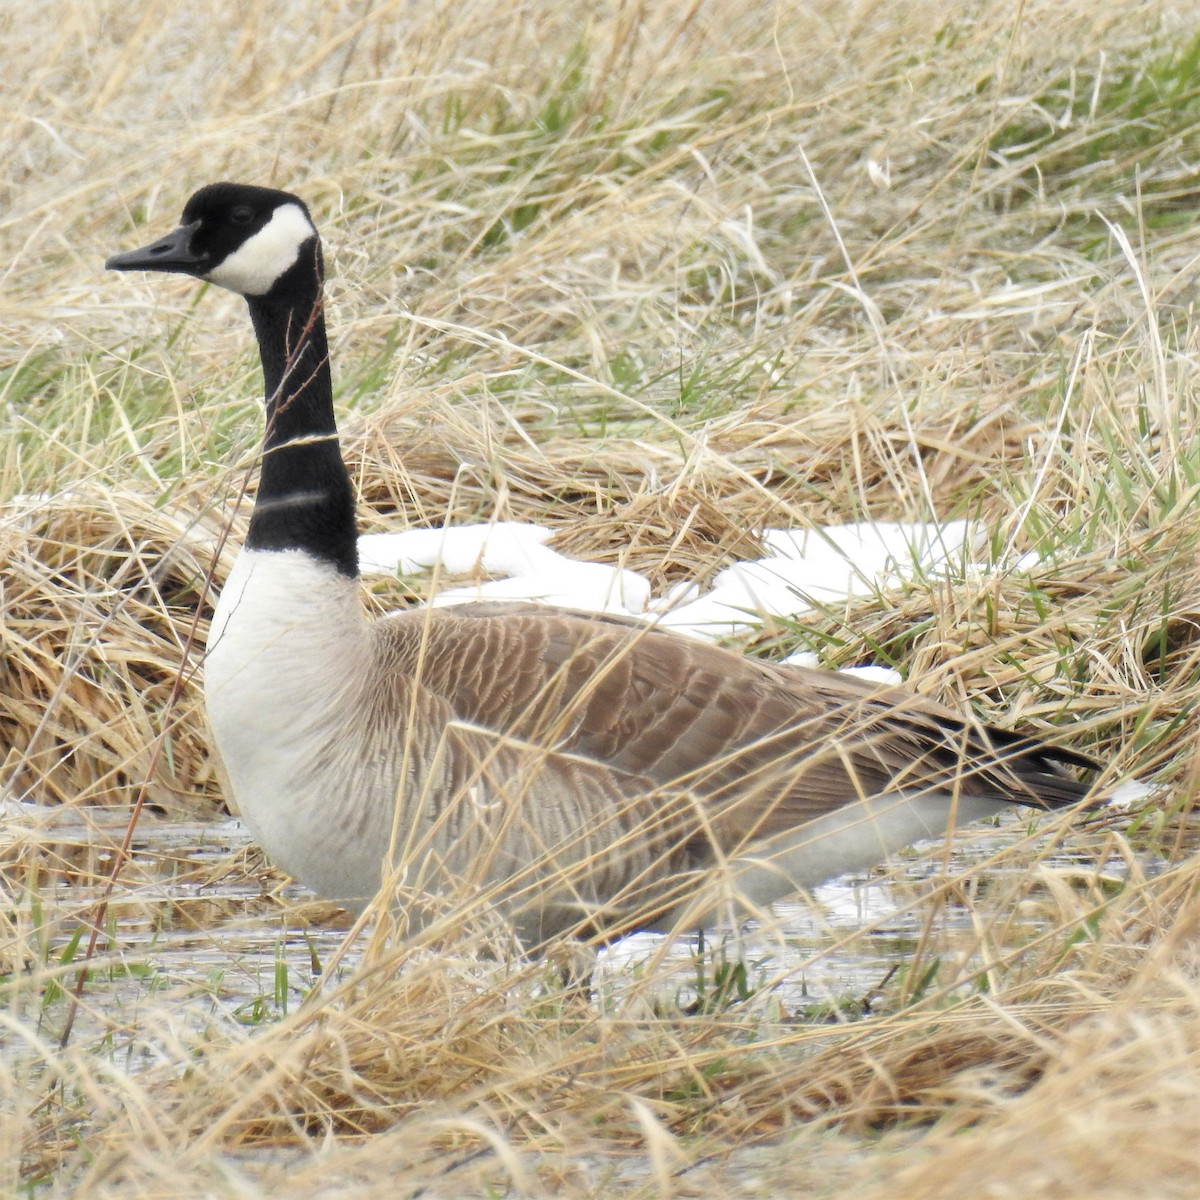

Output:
xmin=106 ymin=182 xmax=318 ymax=298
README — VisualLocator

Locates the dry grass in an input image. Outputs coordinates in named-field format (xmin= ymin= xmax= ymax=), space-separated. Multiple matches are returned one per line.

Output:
xmin=5 ymin=0 xmax=1200 ymax=1193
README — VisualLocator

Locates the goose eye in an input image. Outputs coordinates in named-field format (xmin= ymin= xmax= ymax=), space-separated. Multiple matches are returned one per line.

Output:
xmin=230 ymin=205 xmax=255 ymax=225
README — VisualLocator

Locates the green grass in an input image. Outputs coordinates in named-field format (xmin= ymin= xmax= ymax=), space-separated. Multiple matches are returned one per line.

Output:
xmin=988 ymin=29 xmax=1200 ymax=209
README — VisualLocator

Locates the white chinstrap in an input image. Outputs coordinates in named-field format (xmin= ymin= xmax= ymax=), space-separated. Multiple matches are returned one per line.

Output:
xmin=205 ymin=202 xmax=315 ymax=295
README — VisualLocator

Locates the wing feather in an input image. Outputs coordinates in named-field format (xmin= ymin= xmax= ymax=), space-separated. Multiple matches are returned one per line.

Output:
xmin=370 ymin=603 xmax=1088 ymax=834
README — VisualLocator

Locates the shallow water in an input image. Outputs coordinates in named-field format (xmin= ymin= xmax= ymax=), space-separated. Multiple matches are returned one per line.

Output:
xmin=0 ymin=800 xmax=1144 ymax=1052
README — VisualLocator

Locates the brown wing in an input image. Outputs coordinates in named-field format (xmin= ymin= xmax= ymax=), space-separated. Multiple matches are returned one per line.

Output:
xmin=370 ymin=603 xmax=1089 ymax=845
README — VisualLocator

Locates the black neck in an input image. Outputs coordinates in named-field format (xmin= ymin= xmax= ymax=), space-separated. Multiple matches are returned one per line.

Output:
xmin=243 ymin=243 xmax=357 ymax=577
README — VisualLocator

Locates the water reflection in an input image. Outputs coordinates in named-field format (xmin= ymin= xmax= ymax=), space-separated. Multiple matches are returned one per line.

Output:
xmin=0 ymin=803 xmax=1137 ymax=1047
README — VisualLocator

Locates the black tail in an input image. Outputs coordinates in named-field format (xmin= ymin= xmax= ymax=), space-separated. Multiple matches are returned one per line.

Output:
xmin=975 ymin=723 xmax=1096 ymax=808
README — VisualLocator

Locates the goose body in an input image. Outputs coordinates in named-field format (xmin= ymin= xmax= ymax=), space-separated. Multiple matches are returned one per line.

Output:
xmin=107 ymin=183 xmax=1093 ymax=949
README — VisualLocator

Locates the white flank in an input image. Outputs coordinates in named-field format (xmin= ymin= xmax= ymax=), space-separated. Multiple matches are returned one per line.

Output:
xmin=664 ymin=789 xmax=1007 ymax=930
xmin=204 ymin=203 xmax=316 ymax=296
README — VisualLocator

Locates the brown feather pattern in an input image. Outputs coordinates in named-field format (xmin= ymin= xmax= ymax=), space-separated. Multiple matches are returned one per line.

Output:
xmin=342 ymin=599 xmax=1093 ymax=945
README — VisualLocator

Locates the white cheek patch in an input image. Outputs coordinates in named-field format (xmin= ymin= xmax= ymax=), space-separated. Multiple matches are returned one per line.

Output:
xmin=205 ymin=203 xmax=316 ymax=296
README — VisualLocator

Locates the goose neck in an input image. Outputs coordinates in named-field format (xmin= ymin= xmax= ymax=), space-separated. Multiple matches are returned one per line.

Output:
xmin=247 ymin=287 xmax=334 ymax=446
xmin=242 ymin=257 xmax=358 ymax=578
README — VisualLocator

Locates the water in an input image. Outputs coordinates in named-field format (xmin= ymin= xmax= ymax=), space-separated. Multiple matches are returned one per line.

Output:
xmin=0 ymin=801 xmax=1141 ymax=1051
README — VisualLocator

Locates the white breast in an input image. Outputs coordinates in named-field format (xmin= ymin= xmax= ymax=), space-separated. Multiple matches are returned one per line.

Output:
xmin=204 ymin=548 xmax=385 ymax=903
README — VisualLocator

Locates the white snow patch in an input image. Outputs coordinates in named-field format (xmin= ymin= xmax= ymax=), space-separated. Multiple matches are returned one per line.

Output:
xmin=358 ymin=523 xmax=554 ymax=578
xmin=836 ymin=665 xmax=904 ymax=686
xmin=359 ymin=522 xmax=650 ymax=617
xmin=782 ymin=649 xmax=821 ymax=669
xmin=646 ymin=580 xmax=700 ymax=613
xmin=653 ymin=520 xmax=975 ymax=641
xmin=356 ymin=516 xmax=1029 ymax=681
xmin=432 ymin=558 xmax=650 ymax=616
xmin=780 ymin=649 xmax=901 ymax=685
xmin=761 ymin=519 xmax=973 ymax=582
xmin=357 ymin=517 xmax=985 ymax=639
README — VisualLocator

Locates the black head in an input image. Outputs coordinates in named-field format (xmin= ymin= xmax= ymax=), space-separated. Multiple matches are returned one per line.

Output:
xmin=106 ymin=183 xmax=318 ymax=298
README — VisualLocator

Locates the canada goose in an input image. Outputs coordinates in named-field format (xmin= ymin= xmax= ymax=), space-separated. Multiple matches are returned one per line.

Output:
xmin=106 ymin=182 xmax=1093 ymax=951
